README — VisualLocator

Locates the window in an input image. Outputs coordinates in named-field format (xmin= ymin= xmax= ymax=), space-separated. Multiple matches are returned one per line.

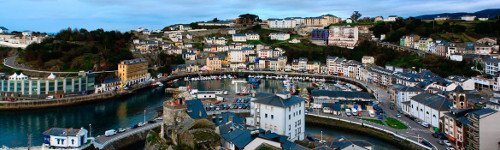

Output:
xmin=426 ymin=111 xmax=429 ymax=114
xmin=289 ymin=115 xmax=291 ymax=120
xmin=265 ymin=113 xmax=268 ymax=118
xmin=299 ymin=110 xmax=301 ymax=115
xmin=271 ymin=115 xmax=274 ymax=119
xmin=71 ymin=139 xmax=75 ymax=144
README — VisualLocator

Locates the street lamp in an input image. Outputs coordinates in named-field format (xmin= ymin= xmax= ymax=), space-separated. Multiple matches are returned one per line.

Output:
xmin=89 ymin=124 xmax=92 ymax=137
xmin=143 ymin=109 xmax=146 ymax=124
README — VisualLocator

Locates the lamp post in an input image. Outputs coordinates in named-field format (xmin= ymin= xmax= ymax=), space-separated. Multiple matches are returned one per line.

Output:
xmin=89 ymin=124 xmax=92 ymax=137
xmin=143 ymin=109 xmax=146 ymax=124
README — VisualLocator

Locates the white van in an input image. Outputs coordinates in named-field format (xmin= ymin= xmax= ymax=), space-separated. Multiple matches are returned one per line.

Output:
xmin=368 ymin=110 xmax=375 ymax=117
xmin=105 ymin=129 xmax=117 ymax=137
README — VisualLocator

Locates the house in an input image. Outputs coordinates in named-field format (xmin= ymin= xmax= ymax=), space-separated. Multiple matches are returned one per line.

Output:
xmin=311 ymin=29 xmax=329 ymax=45
xmin=43 ymin=127 xmax=88 ymax=148
xmin=307 ymin=61 xmax=321 ymax=73
xmin=94 ymin=78 xmax=120 ymax=94
xmin=461 ymin=15 xmax=476 ymax=21
xmin=329 ymin=137 xmax=373 ymax=150
xmin=361 ymin=56 xmax=375 ymax=64
xmin=228 ymin=50 xmax=245 ymax=63
xmin=443 ymin=109 xmax=476 ymax=150
xmin=466 ymin=108 xmax=500 ymax=150
xmin=0 ymin=27 xmax=8 ymax=34
xmin=393 ymin=72 xmax=419 ymax=87
xmin=269 ymin=33 xmax=290 ymax=41
xmin=384 ymin=15 xmax=399 ymax=22
xmin=289 ymin=38 xmax=300 ymax=43
xmin=298 ymin=58 xmax=308 ymax=72
xmin=206 ymin=57 xmax=222 ymax=71
xmin=232 ymin=34 xmax=247 ymax=42
xmin=246 ymin=33 xmax=260 ymax=41
xmin=410 ymin=93 xmax=452 ymax=128
xmin=435 ymin=16 xmax=450 ymax=21
xmin=474 ymin=44 xmax=493 ymax=55
xmin=374 ymin=16 xmax=384 ymax=22
xmin=328 ymin=26 xmax=359 ymax=49
xmin=483 ymin=57 xmax=500 ymax=76
xmin=368 ymin=66 xmax=393 ymax=87
xmin=205 ymin=37 xmax=227 ymax=45
xmin=446 ymin=76 xmax=475 ymax=91
xmin=250 ymin=92 xmax=305 ymax=141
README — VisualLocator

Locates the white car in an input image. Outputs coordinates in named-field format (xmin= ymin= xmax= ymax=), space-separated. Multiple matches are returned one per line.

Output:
xmin=446 ymin=147 xmax=455 ymax=150
xmin=443 ymin=140 xmax=452 ymax=147
xmin=421 ymin=122 xmax=430 ymax=128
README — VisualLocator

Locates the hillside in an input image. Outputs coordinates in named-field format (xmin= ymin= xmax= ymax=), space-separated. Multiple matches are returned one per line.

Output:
xmin=19 ymin=28 xmax=134 ymax=72
xmin=415 ymin=8 xmax=500 ymax=20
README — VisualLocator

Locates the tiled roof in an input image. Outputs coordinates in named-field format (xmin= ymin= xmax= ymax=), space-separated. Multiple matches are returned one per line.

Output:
xmin=185 ymin=99 xmax=207 ymax=119
xmin=43 ymin=128 xmax=82 ymax=136
xmin=470 ymin=108 xmax=497 ymax=118
xmin=411 ymin=93 xmax=452 ymax=111
xmin=252 ymin=92 xmax=304 ymax=108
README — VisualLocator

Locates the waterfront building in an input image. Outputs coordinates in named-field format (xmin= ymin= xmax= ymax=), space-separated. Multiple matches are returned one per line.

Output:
xmin=466 ymin=108 xmax=500 ymax=150
xmin=0 ymin=72 xmax=95 ymax=97
xmin=328 ymin=26 xmax=359 ymax=49
xmin=43 ymin=127 xmax=88 ymax=148
xmin=206 ymin=57 xmax=222 ymax=71
xmin=250 ymin=92 xmax=305 ymax=141
xmin=410 ymin=93 xmax=452 ymax=128
xmin=117 ymin=58 xmax=150 ymax=87
xmin=228 ymin=50 xmax=245 ymax=63
xmin=94 ymin=78 xmax=120 ymax=94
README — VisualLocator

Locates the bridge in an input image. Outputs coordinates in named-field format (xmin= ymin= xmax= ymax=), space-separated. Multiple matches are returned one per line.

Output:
xmin=207 ymin=109 xmax=250 ymax=115
xmin=92 ymin=121 xmax=162 ymax=149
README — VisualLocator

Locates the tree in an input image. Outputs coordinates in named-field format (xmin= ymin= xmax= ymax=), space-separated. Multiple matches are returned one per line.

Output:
xmin=212 ymin=18 xmax=219 ymax=22
xmin=238 ymin=13 xmax=260 ymax=25
xmin=350 ymin=11 xmax=362 ymax=21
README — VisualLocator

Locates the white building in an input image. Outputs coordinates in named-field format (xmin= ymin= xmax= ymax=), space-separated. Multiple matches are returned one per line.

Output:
xmin=267 ymin=19 xmax=297 ymax=29
xmin=461 ymin=15 xmax=476 ymax=21
xmin=384 ymin=16 xmax=399 ymax=22
xmin=328 ymin=26 xmax=359 ymax=49
xmin=478 ymin=18 xmax=489 ymax=21
xmin=466 ymin=108 xmax=500 ymax=150
xmin=250 ymin=92 xmax=305 ymax=141
xmin=434 ymin=16 xmax=450 ymax=21
xmin=483 ymin=57 xmax=500 ymax=76
xmin=289 ymin=38 xmax=300 ymax=44
xmin=205 ymin=37 xmax=227 ymax=45
xmin=246 ymin=33 xmax=260 ymax=41
xmin=446 ymin=76 xmax=475 ymax=91
xmin=393 ymin=85 xmax=423 ymax=114
xmin=43 ymin=127 xmax=88 ymax=148
xmin=361 ymin=56 xmax=375 ymax=64
xmin=410 ymin=93 xmax=452 ymax=128
xmin=0 ymin=27 xmax=8 ymax=34
xmin=228 ymin=50 xmax=245 ymax=63
xmin=269 ymin=33 xmax=290 ymax=41
xmin=232 ymin=34 xmax=247 ymax=42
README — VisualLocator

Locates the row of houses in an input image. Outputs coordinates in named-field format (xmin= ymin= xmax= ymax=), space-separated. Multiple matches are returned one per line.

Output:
xmin=266 ymin=14 xmax=342 ymax=29
xmin=399 ymin=35 xmax=499 ymax=61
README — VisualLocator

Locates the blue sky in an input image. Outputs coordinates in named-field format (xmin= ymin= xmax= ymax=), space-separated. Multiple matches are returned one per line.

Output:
xmin=1 ymin=0 xmax=499 ymax=32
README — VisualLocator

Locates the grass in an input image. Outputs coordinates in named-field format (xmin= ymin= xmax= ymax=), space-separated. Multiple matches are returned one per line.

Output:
xmin=385 ymin=117 xmax=408 ymax=129
xmin=361 ymin=118 xmax=385 ymax=125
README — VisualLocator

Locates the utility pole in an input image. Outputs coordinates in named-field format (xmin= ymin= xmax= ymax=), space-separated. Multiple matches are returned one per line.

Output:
xmin=27 ymin=131 xmax=31 ymax=150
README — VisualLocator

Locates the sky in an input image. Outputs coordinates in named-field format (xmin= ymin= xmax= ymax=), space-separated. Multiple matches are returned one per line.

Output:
xmin=1 ymin=0 xmax=499 ymax=33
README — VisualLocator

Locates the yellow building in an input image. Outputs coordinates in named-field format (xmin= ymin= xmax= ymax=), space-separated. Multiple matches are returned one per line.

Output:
xmin=117 ymin=58 xmax=150 ymax=87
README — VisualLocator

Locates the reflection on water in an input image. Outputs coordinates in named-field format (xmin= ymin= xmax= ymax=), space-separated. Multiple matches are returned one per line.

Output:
xmin=0 ymin=88 xmax=166 ymax=147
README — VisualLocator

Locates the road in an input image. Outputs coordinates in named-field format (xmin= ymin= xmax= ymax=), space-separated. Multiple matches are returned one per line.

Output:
xmin=3 ymin=55 xmax=117 ymax=74
xmin=93 ymin=121 xmax=162 ymax=149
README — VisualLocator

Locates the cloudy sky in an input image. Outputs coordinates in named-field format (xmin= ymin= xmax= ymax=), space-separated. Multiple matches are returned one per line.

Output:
xmin=1 ymin=0 xmax=499 ymax=32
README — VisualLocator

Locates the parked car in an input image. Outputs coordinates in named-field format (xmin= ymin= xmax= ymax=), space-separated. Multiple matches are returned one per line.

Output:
xmin=421 ymin=122 xmax=430 ymax=128
xmin=118 ymin=128 xmax=126 ymax=133
xmin=396 ymin=113 xmax=401 ymax=118
xmin=345 ymin=109 xmax=352 ymax=116
xmin=421 ymin=140 xmax=432 ymax=148
xmin=131 ymin=124 xmax=139 ymax=129
xmin=443 ymin=140 xmax=452 ymax=147
xmin=105 ymin=129 xmax=117 ymax=137
xmin=148 ymin=120 xmax=156 ymax=124
xmin=446 ymin=147 xmax=455 ymax=150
